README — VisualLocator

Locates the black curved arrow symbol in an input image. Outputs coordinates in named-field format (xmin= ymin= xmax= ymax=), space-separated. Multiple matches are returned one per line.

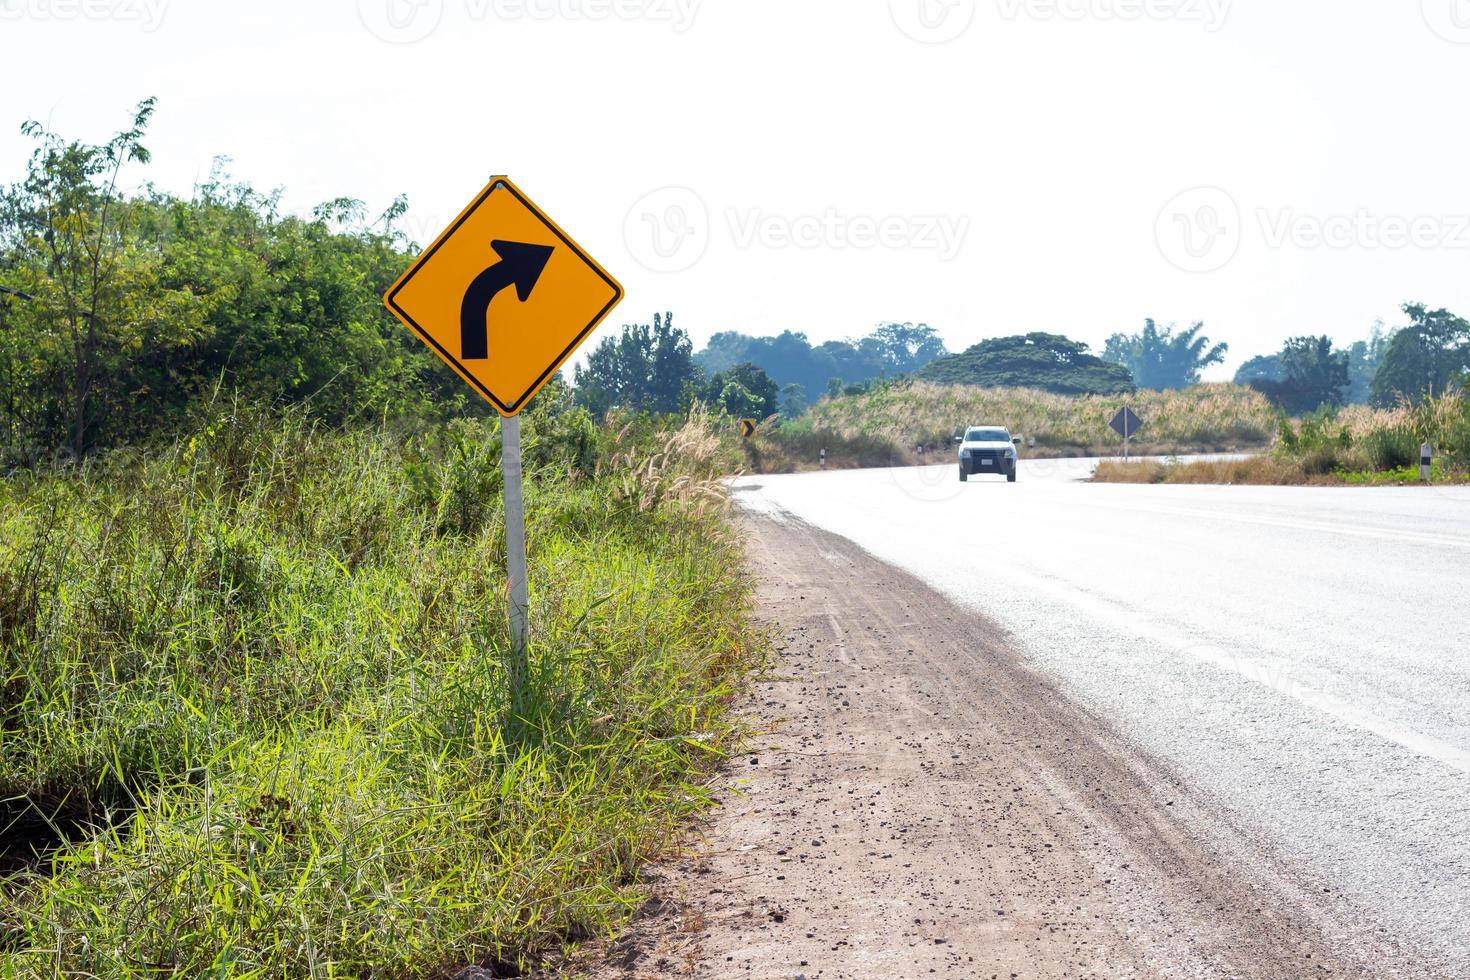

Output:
xmin=459 ymin=240 xmax=555 ymax=360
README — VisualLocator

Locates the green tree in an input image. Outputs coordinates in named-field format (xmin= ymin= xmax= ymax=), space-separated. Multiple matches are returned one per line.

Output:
xmin=1102 ymin=319 xmax=1227 ymax=390
xmin=1345 ymin=322 xmax=1392 ymax=405
xmin=1 ymin=98 xmax=213 ymax=455
xmin=1 ymin=106 xmax=450 ymax=458
xmin=1233 ymin=354 xmax=1283 ymax=385
xmin=1252 ymin=336 xmax=1348 ymax=413
xmin=700 ymin=362 xmax=779 ymax=417
xmin=1370 ymin=304 xmax=1470 ymax=406
xmin=862 ymin=322 xmax=949 ymax=374
xmin=916 ymin=332 xmax=1135 ymax=396
xmin=573 ymin=311 xmax=699 ymax=415
xmin=779 ymin=383 xmax=807 ymax=418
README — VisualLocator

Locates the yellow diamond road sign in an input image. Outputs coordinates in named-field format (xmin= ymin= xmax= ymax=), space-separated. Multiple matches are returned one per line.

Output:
xmin=383 ymin=177 xmax=624 ymax=416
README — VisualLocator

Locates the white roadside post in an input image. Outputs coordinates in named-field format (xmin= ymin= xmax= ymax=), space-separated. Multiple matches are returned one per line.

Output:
xmin=1421 ymin=442 xmax=1433 ymax=482
xmin=820 ymin=448 xmax=827 ymax=469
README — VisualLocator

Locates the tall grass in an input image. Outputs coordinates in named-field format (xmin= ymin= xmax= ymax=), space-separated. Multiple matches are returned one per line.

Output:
xmin=0 ymin=402 xmax=762 ymax=977
xmin=1095 ymin=391 xmax=1470 ymax=485
xmin=755 ymin=382 xmax=1276 ymax=471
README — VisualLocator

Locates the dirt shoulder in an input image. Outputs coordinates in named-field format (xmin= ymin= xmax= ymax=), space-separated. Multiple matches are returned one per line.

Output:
xmin=579 ymin=512 xmax=1397 ymax=979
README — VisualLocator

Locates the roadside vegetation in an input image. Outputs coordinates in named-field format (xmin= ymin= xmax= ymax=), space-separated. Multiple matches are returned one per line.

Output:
xmin=740 ymin=381 xmax=1277 ymax=472
xmin=1094 ymin=391 xmax=1470 ymax=486
xmin=0 ymin=399 xmax=761 ymax=977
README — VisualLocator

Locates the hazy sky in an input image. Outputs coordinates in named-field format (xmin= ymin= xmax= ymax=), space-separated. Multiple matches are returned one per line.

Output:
xmin=5 ymin=0 xmax=1469 ymax=378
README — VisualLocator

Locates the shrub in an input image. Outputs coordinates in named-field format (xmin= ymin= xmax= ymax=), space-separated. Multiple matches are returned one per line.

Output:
xmin=1361 ymin=427 xmax=1420 ymax=471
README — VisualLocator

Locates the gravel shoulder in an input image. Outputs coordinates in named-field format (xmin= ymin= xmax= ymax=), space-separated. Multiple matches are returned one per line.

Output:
xmin=580 ymin=513 xmax=1408 ymax=979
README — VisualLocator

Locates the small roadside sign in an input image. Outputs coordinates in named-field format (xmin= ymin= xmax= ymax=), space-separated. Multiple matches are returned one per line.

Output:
xmin=1110 ymin=406 xmax=1142 ymax=460
xmin=1110 ymin=406 xmax=1142 ymax=440
xmin=740 ymin=418 xmax=758 ymax=439
xmin=383 ymin=176 xmax=623 ymax=417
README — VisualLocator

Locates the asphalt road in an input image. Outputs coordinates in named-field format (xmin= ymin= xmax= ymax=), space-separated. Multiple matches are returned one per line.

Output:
xmin=732 ymin=458 xmax=1470 ymax=975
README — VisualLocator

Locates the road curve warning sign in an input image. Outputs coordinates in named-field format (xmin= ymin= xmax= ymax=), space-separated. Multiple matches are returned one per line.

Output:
xmin=383 ymin=177 xmax=623 ymax=416
xmin=740 ymin=418 xmax=758 ymax=439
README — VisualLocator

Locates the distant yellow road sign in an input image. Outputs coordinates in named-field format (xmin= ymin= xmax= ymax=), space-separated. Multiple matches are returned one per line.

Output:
xmin=383 ymin=177 xmax=623 ymax=416
xmin=740 ymin=418 xmax=758 ymax=439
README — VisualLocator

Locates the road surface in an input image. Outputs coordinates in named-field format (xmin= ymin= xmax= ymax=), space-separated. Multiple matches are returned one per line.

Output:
xmin=723 ymin=458 xmax=1470 ymax=976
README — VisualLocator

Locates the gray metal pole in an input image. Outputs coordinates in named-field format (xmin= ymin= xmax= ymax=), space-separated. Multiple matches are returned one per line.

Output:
xmin=501 ymin=414 xmax=530 ymax=679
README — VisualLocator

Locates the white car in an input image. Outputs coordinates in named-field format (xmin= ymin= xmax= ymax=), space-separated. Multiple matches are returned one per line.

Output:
xmin=956 ymin=426 xmax=1020 ymax=483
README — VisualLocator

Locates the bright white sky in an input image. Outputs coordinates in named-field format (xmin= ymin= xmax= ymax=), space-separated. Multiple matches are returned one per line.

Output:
xmin=5 ymin=0 xmax=1470 ymax=379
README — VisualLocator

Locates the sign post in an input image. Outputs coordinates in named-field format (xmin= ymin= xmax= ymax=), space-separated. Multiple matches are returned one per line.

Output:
xmin=501 ymin=413 xmax=530 ymax=661
xmin=1110 ymin=406 xmax=1143 ymax=461
xmin=382 ymin=177 xmax=623 ymax=696
xmin=1421 ymin=442 xmax=1433 ymax=482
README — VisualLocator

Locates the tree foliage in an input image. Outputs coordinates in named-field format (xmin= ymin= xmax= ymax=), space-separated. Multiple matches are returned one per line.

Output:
xmin=1370 ymin=304 xmax=1470 ymax=406
xmin=699 ymin=361 xmax=779 ymax=418
xmin=1346 ymin=323 xmax=1392 ymax=406
xmin=572 ymin=311 xmax=699 ymax=416
xmin=1233 ymin=354 xmax=1283 ymax=386
xmin=1250 ymin=335 xmax=1349 ymax=414
xmin=0 ymin=102 xmax=459 ymax=460
xmin=695 ymin=322 xmax=947 ymax=400
xmin=916 ymin=332 xmax=1135 ymax=396
xmin=1103 ymin=319 xmax=1227 ymax=390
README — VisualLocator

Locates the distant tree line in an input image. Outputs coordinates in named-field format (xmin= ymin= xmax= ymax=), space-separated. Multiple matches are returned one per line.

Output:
xmin=697 ymin=322 xmax=949 ymax=407
xmin=1231 ymin=305 xmax=1469 ymax=413
xmin=572 ymin=316 xmax=946 ymax=420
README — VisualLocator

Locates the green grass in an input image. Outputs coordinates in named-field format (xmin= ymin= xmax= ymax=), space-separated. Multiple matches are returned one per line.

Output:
xmin=0 ymin=403 xmax=762 ymax=978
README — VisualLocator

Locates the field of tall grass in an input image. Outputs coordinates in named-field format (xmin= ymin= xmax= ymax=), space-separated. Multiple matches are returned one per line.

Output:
xmin=1094 ymin=391 xmax=1470 ymax=486
xmin=750 ymin=381 xmax=1276 ymax=471
xmin=0 ymin=403 xmax=762 ymax=978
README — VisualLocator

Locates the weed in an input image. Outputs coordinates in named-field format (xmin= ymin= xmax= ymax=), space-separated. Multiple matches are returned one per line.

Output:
xmin=0 ymin=405 xmax=762 ymax=978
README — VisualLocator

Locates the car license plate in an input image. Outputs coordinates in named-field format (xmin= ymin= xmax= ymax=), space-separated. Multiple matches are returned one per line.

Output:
xmin=981 ymin=459 xmax=993 ymax=466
